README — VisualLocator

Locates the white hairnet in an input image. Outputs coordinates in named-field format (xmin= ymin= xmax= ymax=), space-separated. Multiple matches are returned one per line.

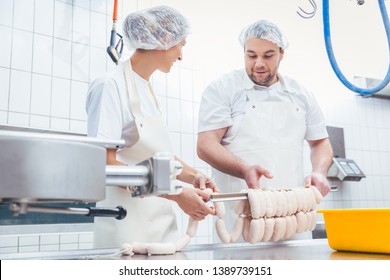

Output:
xmin=122 ymin=5 xmax=190 ymax=50
xmin=238 ymin=20 xmax=289 ymax=49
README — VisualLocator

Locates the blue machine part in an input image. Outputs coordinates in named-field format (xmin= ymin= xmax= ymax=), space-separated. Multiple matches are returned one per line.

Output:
xmin=323 ymin=0 xmax=390 ymax=95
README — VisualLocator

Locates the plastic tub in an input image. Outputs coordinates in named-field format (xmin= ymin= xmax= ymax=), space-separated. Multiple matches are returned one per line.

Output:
xmin=317 ymin=208 xmax=390 ymax=254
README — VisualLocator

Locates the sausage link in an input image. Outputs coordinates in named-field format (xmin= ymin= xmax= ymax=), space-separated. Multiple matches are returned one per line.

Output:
xmin=216 ymin=218 xmax=231 ymax=244
xmin=262 ymin=217 xmax=275 ymax=242
xmin=147 ymin=242 xmax=176 ymax=255
xmin=271 ymin=217 xmax=286 ymax=242
xmin=175 ymin=234 xmax=191 ymax=251
xmin=230 ymin=216 xmax=245 ymax=243
xmin=186 ymin=217 xmax=198 ymax=237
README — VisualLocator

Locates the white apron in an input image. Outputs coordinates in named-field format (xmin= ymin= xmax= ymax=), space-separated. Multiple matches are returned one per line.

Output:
xmin=213 ymin=84 xmax=308 ymax=241
xmin=94 ymin=60 xmax=179 ymax=249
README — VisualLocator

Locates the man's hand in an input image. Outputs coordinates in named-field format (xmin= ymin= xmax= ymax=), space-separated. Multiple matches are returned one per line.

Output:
xmin=305 ymin=172 xmax=331 ymax=196
xmin=243 ymin=165 xmax=273 ymax=189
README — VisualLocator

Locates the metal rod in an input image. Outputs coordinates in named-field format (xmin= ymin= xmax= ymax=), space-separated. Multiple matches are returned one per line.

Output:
xmin=209 ymin=192 xmax=248 ymax=203
xmin=10 ymin=204 xmax=127 ymax=220
xmin=0 ymin=130 xmax=125 ymax=149
xmin=20 ymin=205 xmax=90 ymax=215
xmin=105 ymin=165 xmax=149 ymax=176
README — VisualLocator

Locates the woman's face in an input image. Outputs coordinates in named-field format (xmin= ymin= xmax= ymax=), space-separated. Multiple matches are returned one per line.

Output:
xmin=158 ymin=40 xmax=186 ymax=73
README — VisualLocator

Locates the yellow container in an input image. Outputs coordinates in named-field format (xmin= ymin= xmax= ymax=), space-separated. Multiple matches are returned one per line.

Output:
xmin=317 ymin=208 xmax=390 ymax=254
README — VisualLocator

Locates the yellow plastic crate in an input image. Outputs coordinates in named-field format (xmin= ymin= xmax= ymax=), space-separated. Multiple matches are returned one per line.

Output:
xmin=317 ymin=208 xmax=390 ymax=254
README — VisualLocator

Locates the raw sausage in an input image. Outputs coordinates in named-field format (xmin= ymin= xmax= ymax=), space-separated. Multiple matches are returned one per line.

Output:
xmin=285 ymin=190 xmax=294 ymax=216
xmin=305 ymin=210 xmax=312 ymax=231
xmin=248 ymin=190 xmax=261 ymax=219
xmin=290 ymin=213 xmax=298 ymax=234
xmin=147 ymin=242 xmax=176 ymax=255
xmin=284 ymin=215 xmax=294 ymax=240
xmin=249 ymin=218 xmax=265 ymax=244
xmin=279 ymin=190 xmax=288 ymax=217
xmin=120 ymin=243 xmax=132 ymax=256
xmin=295 ymin=211 xmax=307 ymax=233
xmin=300 ymin=188 xmax=309 ymax=213
xmin=175 ymin=234 xmax=191 ymax=251
xmin=264 ymin=190 xmax=277 ymax=217
xmin=233 ymin=199 xmax=246 ymax=216
xmin=309 ymin=185 xmax=323 ymax=204
xmin=257 ymin=190 xmax=267 ymax=218
xmin=242 ymin=217 xmax=251 ymax=243
xmin=307 ymin=187 xmax=317 ymax=210
xmin=292 ymin=188 xmax=303 ymax=213
xmin=215 ymin=201 xmax=226 ymax=219
xmin=132 ymin=242 xmax=149 ymax=255
xmin=262 ymin=217 xmax=275 ymax=242
xmin=230 ymin=216 xmax=244 ymax=243
xmin=273 ymin=190 xmax=284 ymax=217
xmin=216 ymin=218 xmax=231 ymax=244
xmin=271 ymin=217 xmax=286 ymax=242
xmin=309 ymin=210 xmax=317 ymax=231
xmin=186 ymin=217 xmax=198 ymax=237
xmin=289 ymin=189 xmax=298 ymax=214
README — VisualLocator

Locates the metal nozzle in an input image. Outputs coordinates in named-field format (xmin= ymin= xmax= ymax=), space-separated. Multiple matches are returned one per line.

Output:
xmin=357 ymin=0 xmax=364 ymax=5
xmin=107 ymin=29 xmax=124 ymax=65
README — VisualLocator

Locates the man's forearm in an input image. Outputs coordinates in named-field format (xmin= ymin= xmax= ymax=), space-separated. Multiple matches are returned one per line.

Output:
xmin=309 ymin=138 xmax=333 ymax=175
xmin=197 ymin=138 xmax=247 ymax=179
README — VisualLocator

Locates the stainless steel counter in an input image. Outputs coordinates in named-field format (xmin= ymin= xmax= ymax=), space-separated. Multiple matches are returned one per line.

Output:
xmin=2 ymin=239 xmax=390 ymax=260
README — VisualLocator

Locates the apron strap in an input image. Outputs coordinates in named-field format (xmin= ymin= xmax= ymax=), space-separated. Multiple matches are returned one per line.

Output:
xmin=123 ymin=59 xmax=162 ymax=119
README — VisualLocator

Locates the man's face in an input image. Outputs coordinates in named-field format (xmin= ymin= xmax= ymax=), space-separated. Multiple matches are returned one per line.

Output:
xmin=244 ymin=38 xmax=284 ymax=87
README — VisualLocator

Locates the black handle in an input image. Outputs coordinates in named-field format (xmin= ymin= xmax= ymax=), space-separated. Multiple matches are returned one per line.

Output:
xmin=87 ymin=206 xmax=127 ymax=220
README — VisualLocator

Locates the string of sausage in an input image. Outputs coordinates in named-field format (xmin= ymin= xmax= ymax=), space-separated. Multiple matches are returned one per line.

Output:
xmin=215 ymin=186 xmax=323 ymax=244
xmin=119 ymin=218 xmax=196 ymax=256
xmin=119 ymin=186 xmax=323 ymax=255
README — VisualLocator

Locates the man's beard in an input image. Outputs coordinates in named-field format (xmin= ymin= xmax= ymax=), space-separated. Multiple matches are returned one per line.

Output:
xmin=249 ymin=71 xmax=275 ymax=87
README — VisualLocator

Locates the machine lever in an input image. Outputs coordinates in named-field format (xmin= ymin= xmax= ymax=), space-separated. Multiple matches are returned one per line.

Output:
xmin=86 ymin=206 xmax=127 ymax=220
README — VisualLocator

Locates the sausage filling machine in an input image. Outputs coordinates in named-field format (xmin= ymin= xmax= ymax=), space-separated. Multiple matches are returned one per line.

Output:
xmin=0 ymin=130 xmax=183 ymax=220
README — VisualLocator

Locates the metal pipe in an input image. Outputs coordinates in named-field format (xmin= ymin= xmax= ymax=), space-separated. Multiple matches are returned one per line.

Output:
xmin=105 ymin=165 xmax=149 ymax=177
xmin=105 ymin=165 xmax=150 ymax=186
xmin=105 ymin=177 xmax=149 ymax=186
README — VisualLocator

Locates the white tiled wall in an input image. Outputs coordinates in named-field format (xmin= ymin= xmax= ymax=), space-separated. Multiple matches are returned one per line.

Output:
xmin=0 ymin=231 xmax=94 ymax=254
xmin=1 ymin=0 xmax=390 ymax=253
xmin=0 ymin=0 xmax=114 ymax=132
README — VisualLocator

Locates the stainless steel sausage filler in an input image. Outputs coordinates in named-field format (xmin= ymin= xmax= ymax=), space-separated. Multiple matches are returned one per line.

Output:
xmin=0 ymin=130 xmax=183 ymax=220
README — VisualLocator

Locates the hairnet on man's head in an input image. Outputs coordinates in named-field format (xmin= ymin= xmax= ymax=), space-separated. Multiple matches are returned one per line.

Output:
xmin=238 ymin=19 xmax=289 ymax=49
xmin=123 ymin=5 xmax=190 ymax=50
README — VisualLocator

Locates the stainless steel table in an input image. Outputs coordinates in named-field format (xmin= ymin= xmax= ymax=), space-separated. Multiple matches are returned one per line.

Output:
xmin=2 ymin=239 xmax=390 ymax=260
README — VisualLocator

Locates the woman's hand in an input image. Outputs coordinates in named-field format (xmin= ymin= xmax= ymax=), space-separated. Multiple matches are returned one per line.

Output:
xmin=164 ymin=188 xmax=216 ymax=220
xmin=174 ymin=156 xmax=220 ymax=193
xmin=191 ymin=172 xmax=220 ymax=193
